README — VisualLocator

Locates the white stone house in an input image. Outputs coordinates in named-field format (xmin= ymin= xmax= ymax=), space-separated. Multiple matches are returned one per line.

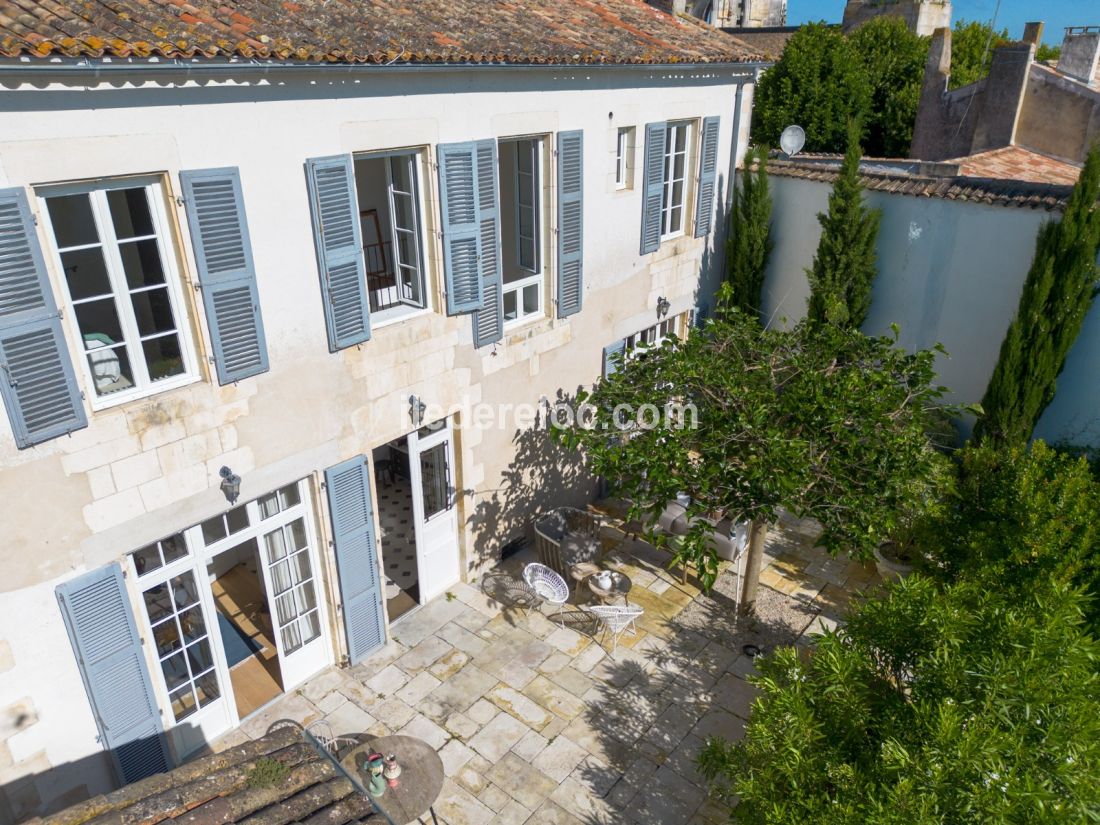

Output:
xmin=0 ymin=0 xmax=762 ymax=817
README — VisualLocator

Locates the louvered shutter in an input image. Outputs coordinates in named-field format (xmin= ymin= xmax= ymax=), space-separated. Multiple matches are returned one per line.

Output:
xmin=437 ymin=142 xmax=484 ymax=315
xmin=640 ymin=122 xmax=667 ymax=255
xmin=602 ymin=339 xmax=627 ymax=378
xmin=471 ymin=140 xmax=504 ymax=348
xmin=325 ymin=456 xmax=385 ymax=664
xmin=179 ymin=168 xmax=269 ymax=384
xmin=306 ymin=156 xmax=371 ymax=351
xmin=0 ymin=187 xmax=87 ymax=448
xmin=694 ymin=116 xmax=721 ymax=238
xmin=56 ymin=563 xmax=171 ymax=786
xmin=556 ymin=130 xmax=584 ymax=319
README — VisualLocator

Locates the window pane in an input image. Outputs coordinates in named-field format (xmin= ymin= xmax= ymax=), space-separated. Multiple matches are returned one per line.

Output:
xmin=276 ymin=592 xmax=296 ymax=627
xmin=60 ymin=247 xmax=112 ymax=301
xmin=161 ymin=652 xmax=189 ymax=690
xmin=143 ymin=335 xmax=184 ymax=382
xmin=85 ymin=345 xmax=134 ymax=397
xmin=169 ymin=685 xmax=197 ymax=721
xmin=670 ymin=206 xmax=683 ymax=235
xmin=201 ymin=515 xmax=227 ymax=545
xmin=389 ymin=155 xmax=414 ymax=193
xmin=503 ymin=290 xmax=518 ymax=321
xmin=46 ymin=194 xmax=99 ymax=249
xmin=131 ymin=287 xmax=177 ymax=337
xmin=265 ymin=528 xmax=288 ymax=562
xmin=119 ymin=239 xmax=167 ymax=289
xmin=675 ymin=125 xmax=687 ymax=152
xmin=420 ymin=442 xmax=449 ymax=518
xmin=279 ymin=483 xmax=301 ymax=510
xmin=225 ymin=506 xmax=249 ymax=535
xmin=288 ymin=551 xmax=310 ymax=586
xmin=673 ymin=151 xmax=686 ymax=182
xmin=186 ymin=639 xmax=214 ymax=675
xmin=142 ymin=583 xmax=172 ymax=624
xmin=392 ymin=190 xmax=415 ymax=230
xmin=107 ymin=188 xmax=155 ymax=239
xmin=132 ymin=544 xmax=163 ymax=576
xmin=196 ymin=671 xmax=221 ymax=708
xmin=170 ymin=574 xmax=199 ymax=610
xmin=258 ymin=492 xmax=280 ymax=520
xmin=75 ymin=297 xmax=125 ymax=343
xmin=178 ymin=606 xmax=206 ymax=644
xmin=522 ymin=284 xmax=539 ymax=315
xmin=151 ymin=617 xmax=181 ymax=657
xmin=271 ymin=559 xmax=291 ymax=595
xmin=288 ymin=519 xmax=308 ymax=551
xmin=161 ymin=534 xmax=187 ymax=563
xmin=299 ymin=581 xmax=318 ymax=613
xmin=282 ymin=621 xmax=302 ymax=655
xmin=302 ymin=611 xmax=321 ymax=644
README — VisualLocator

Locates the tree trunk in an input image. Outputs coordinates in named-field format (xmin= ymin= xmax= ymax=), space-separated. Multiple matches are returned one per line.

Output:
xmin=738 ymin=518 xmax=769 ymax=616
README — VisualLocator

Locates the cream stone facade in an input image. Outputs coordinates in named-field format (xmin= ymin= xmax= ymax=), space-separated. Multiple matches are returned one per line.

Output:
xmin=0 ymin=62 xmax=756 ymax=820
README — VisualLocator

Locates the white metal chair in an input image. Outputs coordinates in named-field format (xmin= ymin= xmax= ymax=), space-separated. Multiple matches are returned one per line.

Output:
xmin=305 ymin=720 xmax=360 ymax=759
xmin=588 ymin=604 xmax=644 ymax=656
xmin=523 ymin=562 xmax=570 ymax=628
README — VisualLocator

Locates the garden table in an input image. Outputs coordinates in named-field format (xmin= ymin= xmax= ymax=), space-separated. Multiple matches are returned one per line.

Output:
xmin=341 ymin=735 xmax=443 ymax=825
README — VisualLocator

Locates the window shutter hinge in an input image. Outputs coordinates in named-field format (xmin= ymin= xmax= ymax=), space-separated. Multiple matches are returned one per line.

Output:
xmin=208 ymin=356 xmax=216 ymax=365
xmin=175 ymin=195 xmax=185 ymax=207
xmin=32 ymin=214 xmax=38 ymax=226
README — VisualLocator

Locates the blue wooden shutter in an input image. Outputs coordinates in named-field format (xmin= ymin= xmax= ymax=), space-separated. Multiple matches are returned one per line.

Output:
xmin=556 ymin=130 xmax=584 ymax=319
xmin=179 ymin=168 xmax=269 ymax=384
xmin=56 ymin=563 xmax=171 ymax=786
xmin=306 ymin=155 xmax=371 ymax=351
xmin=437 ymin=142 xmax=484 ymax=315
xmin=694 ymin=116 xmax=721 ymax=238
xmin=640 ymin=122 xmax=667 ymax=255
xmin=471 ymin=139 xmax=504 ymax=348
xmin=602 ymin=339 xmax=627 ymax=378
xmin=325 ymin=456 xmax=385 ymax=664
xmin=0 ymin=187 xmax=87 ymax=448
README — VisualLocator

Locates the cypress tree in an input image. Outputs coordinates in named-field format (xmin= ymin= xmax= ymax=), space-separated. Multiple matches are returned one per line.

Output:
xmin=727 ymin=146 xmax=774 ymax=317
xmin=974 ymin=144 xmax=1100 ymax=445
xmin=806 ymin=121 xmax=882 ymax=329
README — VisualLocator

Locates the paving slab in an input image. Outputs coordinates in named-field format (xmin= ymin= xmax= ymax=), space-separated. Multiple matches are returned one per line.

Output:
xmin=485 ymin=752 xmax=559 ymax=811
xmin=468 ymin=710 xmax=530 ymax=763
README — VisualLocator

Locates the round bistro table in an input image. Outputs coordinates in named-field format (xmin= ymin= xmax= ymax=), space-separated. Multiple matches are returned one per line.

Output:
xmin=341 ymin=735 xmax=444 ymax=825
xmin=588 ymin=570 xmax=632 ymax=605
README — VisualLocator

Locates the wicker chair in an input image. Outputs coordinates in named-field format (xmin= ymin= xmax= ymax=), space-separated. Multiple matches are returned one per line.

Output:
xmin=522 ymin=563 xmax=570 ymax=628
xmin=588 ymin=604 xmax=644 ymax=656
xmin=533 ymin=507 xmax=602 ymax=577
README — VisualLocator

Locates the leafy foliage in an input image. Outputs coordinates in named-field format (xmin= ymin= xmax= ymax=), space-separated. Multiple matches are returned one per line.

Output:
xmin=1035 ymin=42 xmax=1061 ymax=63
xmin=751 ymin=23 xmax=871 ymax=155
xmin=849 ymin=18 xmax=930 ymax=157
xmin=973 ymin=144 xmax=1100 ymax=445
xmin=806 ymin=121 xmax=882 ymax=329
xmin=919 ymin=440 xmax=1100 ymax=630
xmin=699 ymin=576 xmax=1100 ymax=824
xmin=948 ymin=20 xmax=1009 ymax=89
xmin=552 ymin=305 xmax=948 ymax=591
xmin=727 ymin=146 xmax=774 ymax=317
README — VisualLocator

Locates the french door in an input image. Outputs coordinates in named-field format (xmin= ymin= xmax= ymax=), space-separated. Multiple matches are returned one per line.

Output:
xmin=408 ymin=419 xmax=461 ymax=603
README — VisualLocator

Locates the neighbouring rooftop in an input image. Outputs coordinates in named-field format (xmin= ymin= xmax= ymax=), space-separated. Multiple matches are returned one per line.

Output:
xmin=762 ymin=151 xmax=1080 ymax=210
xmin=720 ymin=25 xmax=802 ymax=61
xmin=0 ymin=0 xmax=764 ymax=64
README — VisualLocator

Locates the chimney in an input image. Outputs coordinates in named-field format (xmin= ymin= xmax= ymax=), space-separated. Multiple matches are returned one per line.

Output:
xmin=1057 ymin=26 xmax=1100 ymax=88
xmin=1022 ymin=22 xmax=1044 ymax=48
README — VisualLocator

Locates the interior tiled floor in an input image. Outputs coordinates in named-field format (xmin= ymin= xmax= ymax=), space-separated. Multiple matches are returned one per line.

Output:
xmin=375 ymin=472 xmax=419 ymax=599
xmin=212 ymin=508 xmax=883 ymax=824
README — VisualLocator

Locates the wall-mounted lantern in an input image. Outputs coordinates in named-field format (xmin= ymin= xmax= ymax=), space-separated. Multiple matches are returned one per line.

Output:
xmin=410 ymin=395 xmax=427 ymax=428
xmin=219 ymin=466 xmax=242 ymax=505
xmin=657 ymin=296 xmax=671 ymax=318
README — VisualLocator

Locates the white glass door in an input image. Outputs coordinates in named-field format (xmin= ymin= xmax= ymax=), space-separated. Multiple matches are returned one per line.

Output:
xmin=408 ymin=419 xmax=461 ymax=603
xmin=257 ymin=506 xmax=328 ymax=690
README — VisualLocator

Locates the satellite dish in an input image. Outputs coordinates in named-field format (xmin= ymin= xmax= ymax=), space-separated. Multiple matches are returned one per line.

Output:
xmin=779 ymin=125 xmax=806 ymax=158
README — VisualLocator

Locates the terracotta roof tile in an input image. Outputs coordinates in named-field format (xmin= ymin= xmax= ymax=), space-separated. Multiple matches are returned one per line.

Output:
xmin=0 ymin=0 xmax=764 ymax=64
xmin=945 ymin=146 xmax=1083 ymax=186
xmin=761 ymin=153 xmax=1074 ymax=211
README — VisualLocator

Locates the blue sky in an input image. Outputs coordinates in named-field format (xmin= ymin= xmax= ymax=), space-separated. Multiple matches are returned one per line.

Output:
xmin=787 ymin=1 xmax=1089 ymax=46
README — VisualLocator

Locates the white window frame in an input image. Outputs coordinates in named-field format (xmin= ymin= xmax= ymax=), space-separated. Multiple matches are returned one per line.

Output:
xmin=354 ymin=148 xmax=433 ymax=329
xmin=625 ymin=316 xmax=678 ymax=358
xmin=37 ymin=177 xmax=198 ymax=410
xmin=503 ymin=136 xmax=546 ymax=329
xmin=615 ymin=127 xmax=631 ymax=190
xmin=660 ymin=121 xmax=693 ymax=241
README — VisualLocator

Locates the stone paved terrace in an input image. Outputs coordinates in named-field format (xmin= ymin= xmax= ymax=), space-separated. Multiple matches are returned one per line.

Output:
xmin=211 ymin=511 xmax=883 ymax=824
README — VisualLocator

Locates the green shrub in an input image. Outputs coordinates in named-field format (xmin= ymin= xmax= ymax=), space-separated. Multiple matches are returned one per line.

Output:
xmin=246 ymin=757 xmax=289 ymax=789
